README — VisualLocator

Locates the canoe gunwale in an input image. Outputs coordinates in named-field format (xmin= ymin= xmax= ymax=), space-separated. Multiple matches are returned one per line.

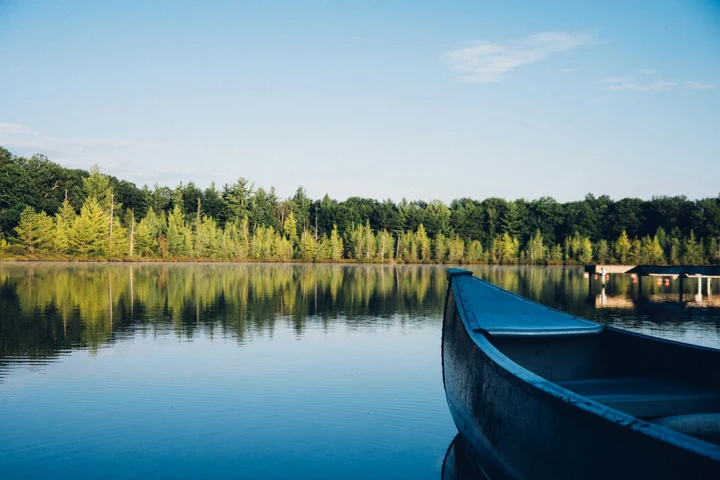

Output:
xmin=444 ymin=270 xmax=720 ymax=461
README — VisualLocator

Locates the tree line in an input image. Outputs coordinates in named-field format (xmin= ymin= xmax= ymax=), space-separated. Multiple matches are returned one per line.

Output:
xmin=1 ymin=146 xmax=719 ymax=264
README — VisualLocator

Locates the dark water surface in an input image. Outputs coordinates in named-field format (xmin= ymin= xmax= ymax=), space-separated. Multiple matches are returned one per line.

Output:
xmin=1 ymin=263 xmax=719 ymax=479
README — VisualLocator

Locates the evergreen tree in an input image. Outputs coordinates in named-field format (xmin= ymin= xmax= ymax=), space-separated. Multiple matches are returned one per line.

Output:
xmin=107 ymin=217 xmax=129 ymax=256
xmin=448 ymin=235 xmax=465 ymax=263
xmin=362 ymin=220 xmax=376 ymax=261
xmin=328 ymin=225 xmax=343 ymax=260
xmin=466 ymin=240 xmax=483 ymax=263
xmin=82 ymin=165 xmax=110 ymax=203
xmin=683 ymin=230 xmax=704 ymax=264
xmin=434 ymin=233 xmax=448 ymax=263
xmin=52 ymin=199 xmax=76 ymax=253
xmin=527 ymin=230 xmax=545 ymax=265
xmin=498 ymin=232 xmax=519 ymax=264
xmin=615 ymin=231 xmax=632 ymax=264
xmin=299 ymin=229 xmax=317 ymax=261
xmin=376 ymin=229 xmax=394 ymax=262
xmin=15 ymin=207 xmax=54 ymax=253
xmin=629 ymin=237 xmax=642 ymax=264
xmin=398 ymin=231 xmax=417 ymax=262
xmin=416 ymin=224 xmax=432 ymax=261
xmin=134 ymin=217 xmax=155 ymax=256
xmin=167 ymin=205 xmax=189 ymax=256
xmin=548 ymin=244 xmax=564 ymax=265
xmin=70 ymin=197 xmax=108 ymax=255
xmin=500 ymin=202 xmax=522 ymax=237
xmin=596 ymin=239 xmax=610 ymax=264
xmin=579 ymin=236 xmax=593 ymax=264
xmin=649 ymin=235 xmax=665 ymax=265
xmin=195 ymin=216 xmax=219 ymax=257
xmin=283 ymin=211 xmax=299 ymax=245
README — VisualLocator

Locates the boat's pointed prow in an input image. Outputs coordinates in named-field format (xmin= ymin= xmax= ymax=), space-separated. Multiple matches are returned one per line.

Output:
xmin=446 ymin=268 xmax=473 ymax=280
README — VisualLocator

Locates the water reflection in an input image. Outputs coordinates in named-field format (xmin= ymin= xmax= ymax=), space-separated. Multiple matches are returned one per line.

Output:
xmin=1 ymin=263 xmax=719 ymax=377
xmin=441 ymin=435 xmax=493 ymax=480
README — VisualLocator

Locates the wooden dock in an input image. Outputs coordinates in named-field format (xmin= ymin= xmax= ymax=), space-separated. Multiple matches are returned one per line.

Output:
xmin=585 ymin=264 xmax=720 ymax=278
xmin=584 ymin=265 xmax=636 ymax=274
xmin=585 ymin=264 xmax=719 ymax=302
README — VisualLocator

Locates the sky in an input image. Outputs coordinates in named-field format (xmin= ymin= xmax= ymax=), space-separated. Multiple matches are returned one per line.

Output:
xmin=0 ymin=0 xmax=719 ymax=203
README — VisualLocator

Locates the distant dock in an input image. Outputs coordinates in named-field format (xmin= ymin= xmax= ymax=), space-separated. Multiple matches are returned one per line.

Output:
xmin=585 ymin=264 xmax=719 ymax=304
xmin=584 ymin=264 xmax=720 ymax=278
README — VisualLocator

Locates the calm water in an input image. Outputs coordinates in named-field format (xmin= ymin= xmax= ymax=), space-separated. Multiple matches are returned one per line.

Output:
xmin=1 ymin=263 xmax=719 ymax=479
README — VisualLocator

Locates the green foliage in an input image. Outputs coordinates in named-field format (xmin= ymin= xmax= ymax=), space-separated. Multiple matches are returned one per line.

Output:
xmin=70 ymin=197 xmax=108 ymax=255
xmin=376 ymin=229 xmax=394 ymax=262
xmin=526 ymin=230 xmax=545 ymax=265
xmin=596 ymin=239 xmax=610 ymax=264
xmin=2 ymin=146 xmax=720 ymax=265
xmin=82 ymin=165 xmax=110 ymax=204
xmin=615 ymin=231 xmax=631 ymax=264
xmin=328 ymin=225 xmax=343 ymax=261
xmin=416 ymin=224 xmax=432 ymax=261
xmin=15 ymin=207 xmax=54 ymax=253
xmin=299 ymin=229 xmax=317 ymax=261
xmin=167 ymin=205 xmax=190 ymax=256
xmin=683 ymin=230 xmax=705 ymax=265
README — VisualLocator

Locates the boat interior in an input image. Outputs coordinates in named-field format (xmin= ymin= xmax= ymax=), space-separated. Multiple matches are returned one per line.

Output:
xmin=489 ymin=329 xmax=720 ymax=446
xmin=451 ymin=271 xmax=720 ymax=447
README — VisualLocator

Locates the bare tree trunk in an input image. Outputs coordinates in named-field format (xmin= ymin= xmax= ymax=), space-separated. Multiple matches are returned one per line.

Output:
xmin=109 ymin=188 xmax=114 ymax=251
xmin=129 ymin=210 xmax=135 ymax=256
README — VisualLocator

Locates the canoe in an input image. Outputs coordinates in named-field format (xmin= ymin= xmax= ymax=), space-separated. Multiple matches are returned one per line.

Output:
xmin=442 ymin=269 xmax=720 ymax=479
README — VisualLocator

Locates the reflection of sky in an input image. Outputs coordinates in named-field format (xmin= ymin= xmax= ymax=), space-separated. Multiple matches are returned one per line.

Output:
xmin=1 ymin=264 xmax=720 ymax=478
xmin=0 ymin=321 xmax=456 ymax=479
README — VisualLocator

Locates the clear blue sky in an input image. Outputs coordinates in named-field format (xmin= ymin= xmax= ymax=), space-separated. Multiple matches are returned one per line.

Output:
xmin=1 ymin=0 xmax=718 ymax=202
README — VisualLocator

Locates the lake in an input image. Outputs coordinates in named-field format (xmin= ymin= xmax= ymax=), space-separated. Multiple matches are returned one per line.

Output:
xmin=1 ymin=263 xmax=719 ymax=479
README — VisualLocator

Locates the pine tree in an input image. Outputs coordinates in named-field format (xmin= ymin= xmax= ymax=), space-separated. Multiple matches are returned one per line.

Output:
xmin=362 ymin=221 xmax=376 ymax=261
xmin=52 ymin=200 xmax=75 ymax=253
xmin=527 ymin=230 xmax=545 ymax=265
xmin=549 ymin=244 xmax=564 ymax=265
xmin=498 ymin=232 xmax=519 ymax=264
xmin=579 ymin=237 xmax=593 ymax=264
xmin=448 ymin=235 xmax=465 ymax=263
xmin=167 ymin=205 xmax=189 ymax=256
xmin=416 ymin=224 xmax=432 ymax=261
xmin=283 ymin=211 xmax=299 ymax=245
xmin=434 ymin=233 xmax=448 ymax=263
xmin=683 ymin=230 xmax=704 ymax=265
xmin=350 ymin=224 xmax=365 ymax=260
xmin=615 ymin=231 xmax=632 ymax=264
xmin=15 ymin=207 xmax=54 ymax=253
xmin=82 ymin=165 xmax=110 ymax=203
xmin=629 ymin=237 xmax=642 ymax=264
xmin=500 ymin=202 xmax=522 ymax=237
xmin=649 ymin=235 xmax=665 ymax=265
xmin=107 ymin=217 xmax=129 ymax=256
xmin=70 ymin=197 xmax=108 ymax=255
xmin=134 ymin=218 xmax=155 ymax=256
xmin=466 ymin=240 xmax=483 ymax=263
xmin=329 ymin=225 xmax=343 ymax=260
xmin=398 ymin=231 xmax=417 ymax=262
xmin=376 ymin=229 xmax=394 ymax=262
xmin=596 ymin=239 xmax=610 ymax=264
xmin=299 ymin=229 xmax=317 ymax=261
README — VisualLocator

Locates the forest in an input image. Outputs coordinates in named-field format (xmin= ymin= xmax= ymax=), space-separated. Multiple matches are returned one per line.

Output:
xmin=1 ymin=146 xmax=719 ymax=265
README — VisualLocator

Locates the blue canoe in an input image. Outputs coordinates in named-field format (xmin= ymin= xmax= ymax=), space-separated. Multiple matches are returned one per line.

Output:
xmin=442 ymin=269 xmax=720 ymax=479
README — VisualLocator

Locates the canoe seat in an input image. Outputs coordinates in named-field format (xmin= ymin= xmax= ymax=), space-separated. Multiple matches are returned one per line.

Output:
xmin=557 ymin=378 xmax=720 ymax=419
xmin=653 ymin=413 xmax=720 ymax=444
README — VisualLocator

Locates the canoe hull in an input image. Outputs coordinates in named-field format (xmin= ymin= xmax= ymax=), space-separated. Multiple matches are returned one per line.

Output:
xmin=442 ymin=278 xmax=720 ymax=479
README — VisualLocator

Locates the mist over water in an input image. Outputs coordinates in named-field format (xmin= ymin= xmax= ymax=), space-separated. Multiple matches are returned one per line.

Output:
xmin=1 ymin=263 xmax=718 ymax=478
